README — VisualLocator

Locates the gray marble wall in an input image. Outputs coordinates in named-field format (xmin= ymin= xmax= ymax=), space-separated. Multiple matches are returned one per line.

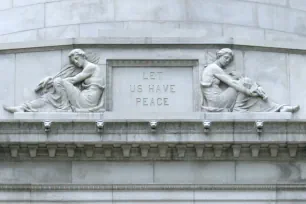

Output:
xmin=1 ymin=160 xmax=305 ymax=185
xmin=0 ymin=0 xmax=306 ymax=43
xmin=0 ymin=160 xmax=305 ymax=203
xmin=1 ymin=1 xmax=306 ymax=203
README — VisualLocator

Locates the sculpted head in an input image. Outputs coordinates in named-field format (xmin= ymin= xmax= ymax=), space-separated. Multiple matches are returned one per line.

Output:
xmin=216 ymin=48 xmax=234 ymax=68
xmin=69 ymin=49 xmax=87 ymax=68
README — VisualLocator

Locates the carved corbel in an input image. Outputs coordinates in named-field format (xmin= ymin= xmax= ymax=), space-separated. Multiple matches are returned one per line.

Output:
xmin=255 ymin=120 xmax=264 ymax=133
xmin=149 ymin=121 xmax=158 ymax=132
xmin=202 ymin=121 xmax=211 ymax=133
xmin=28 ymin=145 xmax=38 ymax=158
xmin=232 ymin=145 xmax=241 ymax=158
xmin=85 ymin=145 xmax=95 ymax=158
xmin=288 ymin=144 xmax=298 ymax=157
xmin=9 ymin=145 xmax=19 ymax=158
xmin=176 ymin=145 xmax=186 ymax=158
xmin=269 ymin=144 xmax=279 ymax=157
xmin=213 ymin=145 xmax=223 ymax=157
xmin=66 ymin=145 xmax=76 ymax=158
xmin=140 ymin=145 xmax=150 ymax=157
xmin=195 ymin=145 xmax=204 ymax=157
xmin=47 ymin=145 xmax=57 ymax=158
xmin=250 ymin=145 xmax=260 ymax=157
xmin=103 ymin=145 xmax=113 ymax=158
xmin=121 ymin=144 xmax=131 ymax=157
xmin=43 ymin=120 xmax=52 ymax=133
xmin=158 ymin=144 xmax=168 ymax=157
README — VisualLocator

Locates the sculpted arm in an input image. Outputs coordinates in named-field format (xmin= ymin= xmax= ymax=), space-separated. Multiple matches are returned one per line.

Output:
xmin=65 ymin=66 xmax=94 ymax=84
xmin=214 ymin=72 xmax=253 ymax=96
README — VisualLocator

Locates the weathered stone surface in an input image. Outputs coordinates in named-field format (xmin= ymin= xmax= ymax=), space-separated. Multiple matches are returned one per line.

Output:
xmin=277 ymin=190 xmax=306 ymax=202
xmin=223 ymin=25 xmax=265 ymax=41
xmin=0 ymin=161 xmax=72 ymax=184
xmin=236 ymin=162 xmax=303 ymax=184
xmin=38 ymin=25 xmax=80 ymax=40
xmin=31 ymin=191 xmax=112 ymax=202
xmin=46 ymin=0 xmax=114 ymax=27
xmin=14 ymin=112 xmax=102 ymax=121
xmin=15 ymin=51 xmax=62 ymax=105
xmin=0 ymin=4 xmax=44 ymax=35
xmin=289 ymin=0 xmax=306 ymax=12
xmin=179 ymin=22 xmax=223 ymax=38
xmin=288 ymin=54 xmax=306 ymax=118
xmin=113 ymin=191 xmax=193 ymax=202
xmin=205 ymin=112 xmax=292 ymax=120
xmin=0 ymin=54 xmax=15 ymax=119
xmin=186 ymin=0 xmax=256 ymax=26
xmin=258 ymin=4 xmax=306 ymax=35
xmin=0 ymin=0 xmax=12 ymax=10
xmin=265 ymin=30 xmax=306 ymax=42
xmin=0 ymin=192 xmax=31 ymax=201
xmin=1 ymin=0 xmax=306 ymax=44
xmin=80 ymin=22 xmax=124 ymax=38
xmin=154 ymin=161 xmax=235 ymax=184
xmin=115 ymin=0 xmax=186 ymax=21
xmin=13 ymin=0 xmax=58 ymax=7
xmin=244 ymin=0 xmax=287 ymax=5
xmin=194 ymin=190 xmax=276 ymax=201
xmin=101 ymin=21 xmax=223 ymax=38
xmin=72 ymin=161 xmax=154 ymax=184
xmin=0 ymin=30 xmax=38 ymax=43
xmin=244 ymin=51 xmax=289 ymax=104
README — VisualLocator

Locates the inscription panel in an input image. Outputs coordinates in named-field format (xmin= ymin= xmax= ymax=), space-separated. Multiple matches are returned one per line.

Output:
xmin=112 ymin=67 xmax=193 ymax=112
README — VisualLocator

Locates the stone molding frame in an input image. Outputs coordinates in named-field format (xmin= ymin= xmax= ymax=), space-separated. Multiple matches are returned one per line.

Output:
xmin=106 ymin=59 xmax=200 ymax=111
xmin=1 ymin=184 xmax=306 ymax=191
xmin=1 ymin=37 xmax=306 ymax=54
xmin=0 ymin=184 xmax=305 ymax=203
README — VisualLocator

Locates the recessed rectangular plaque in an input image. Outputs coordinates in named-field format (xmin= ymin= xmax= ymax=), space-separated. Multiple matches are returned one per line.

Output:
xmin=104 ymin=57 xmax=199 ymax=113
xmin=112 ymin=66 xmax=193 ymax=112
xmin=106 ymin=60 xmax=199 ymax=112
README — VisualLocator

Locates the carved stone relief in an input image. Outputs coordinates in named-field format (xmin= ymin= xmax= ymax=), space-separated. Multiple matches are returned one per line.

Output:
xmin=3 ymin=49 xmax=105 ymax=113
xmin=200 ymin=48 xmax=299 ymax=113
xmin=1 ymin=47 xmax=301 ymax=114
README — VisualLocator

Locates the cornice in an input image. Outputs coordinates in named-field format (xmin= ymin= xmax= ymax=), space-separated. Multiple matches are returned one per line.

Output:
xmin=0 ymin=37 xmax=306 ymax=53
xmin=0 ymin=184 xmax=306 ymax=191
xmin=0 ymin=112 xmax=304 ymax=160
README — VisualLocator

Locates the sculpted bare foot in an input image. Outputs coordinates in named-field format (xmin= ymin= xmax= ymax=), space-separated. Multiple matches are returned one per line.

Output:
xmin=292 ymin=105 xmax=300 ymax=113
xmin=3 ymin=105 xmax=25 ymax=113
xmin=280 ymin=105 xmax=300 ymax=113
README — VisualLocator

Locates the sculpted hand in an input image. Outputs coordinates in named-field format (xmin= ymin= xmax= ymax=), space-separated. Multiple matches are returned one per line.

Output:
xmin=246 ymin=89 xmax=259 ymax=97
xmin=250 ymin=91 xmax=259 ymax=97
xmin=35 ymin=76 xmax=53 ymax=92
xmin=38 ymin=76 xmax=53 ymax=87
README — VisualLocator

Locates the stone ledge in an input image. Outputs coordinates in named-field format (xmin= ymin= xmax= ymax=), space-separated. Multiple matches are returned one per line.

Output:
xmin=0 ymin=184 xmax=306 ymax=191
xmin=13 ymin=112 xmax=103 ymax=122
xmin=10 ymin=112 xmax=292 ymax=122
xmin=0 ymin=37 xmax=306 ymax=53
xmin=204 ymin=112 xmax=292 ymax=121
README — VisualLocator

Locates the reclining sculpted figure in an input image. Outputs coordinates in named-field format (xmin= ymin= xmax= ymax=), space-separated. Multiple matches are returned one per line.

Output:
xmin=200 ymin=48 xmax=299 ymax=113
xmin=3 ymin=49 xmax=105 ymax=113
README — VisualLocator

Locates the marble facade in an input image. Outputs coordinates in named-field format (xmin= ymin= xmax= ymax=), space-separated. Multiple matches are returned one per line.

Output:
xmin=0 ymin=0 xmax=306 ymax=203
